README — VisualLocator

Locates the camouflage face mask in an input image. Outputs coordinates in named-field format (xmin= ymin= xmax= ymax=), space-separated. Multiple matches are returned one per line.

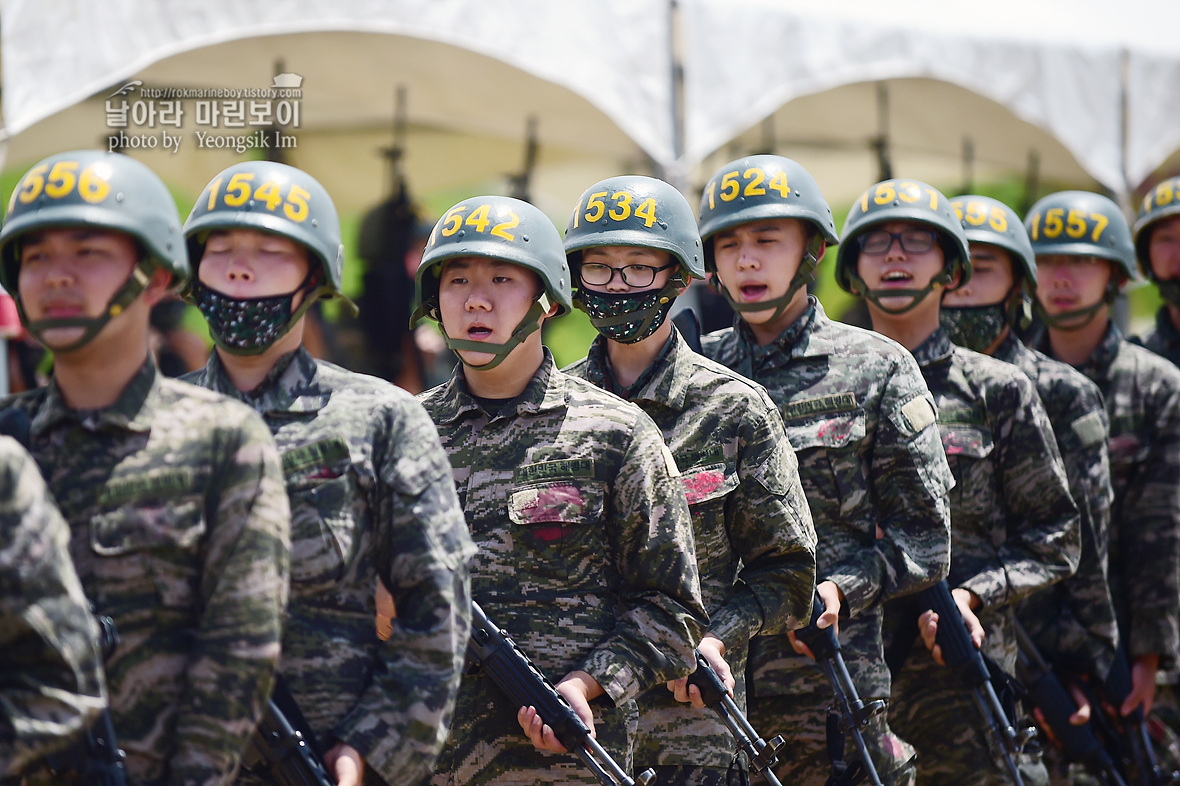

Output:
xmin=191 ymin=275 xmax=313 ymax=355
xmin=940 ymin=302 xmax=1008 ymax=353
xmin=579 ymin=285 xmax=676 ymax=344
xmin=1157 ymin=279 xmax=1180 ymax=309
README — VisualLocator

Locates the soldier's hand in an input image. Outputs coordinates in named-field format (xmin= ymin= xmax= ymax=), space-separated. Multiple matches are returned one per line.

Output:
xmin=1032 ymin=681 xmax=1091 ymax=742
xmin=668 ymin=634 xmax=731 ymax=708
xmin=323 ymin=742 xmax=364 ymax=786
xmin=375 ymin=579 xmax=396 ymax=641
xmin=919 ymin=587 xmax=984 ymax=666
xmin=789 ymin=580 xmax=842 ymax=660
xmin=518 ymin=670 xmax=603 ymax=753
xmin=1121 ymin=653 xmax=1160 ymax=717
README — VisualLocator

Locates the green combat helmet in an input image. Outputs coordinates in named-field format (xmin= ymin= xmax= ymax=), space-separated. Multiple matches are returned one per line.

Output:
xmin=411 ymin=195 xmax=571 ymax=370
xmin=697 ymin=154 xmax=839 ymax=323
xmin=837 ymin=178 xmax=970 ymax=314
xmin=564 ymin=175 xmax=703 ymax=343
xmin=940 ymin=195 xmax=1037 ymax=352
xmin=0 ymin=150 xmax=188 ymax=352
xmin=184 ymin=160 xmax=355 ymax=355
xmin=1025 ymin=190 xmax=1135 ymax=330
xmin=1133 ymin=175 xmax=1180 ymax=306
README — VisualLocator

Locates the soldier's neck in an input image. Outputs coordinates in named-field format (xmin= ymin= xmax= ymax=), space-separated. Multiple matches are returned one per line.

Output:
xmin=54 ymin=343 xmax=151 ymax=411
xmin=1168 ymin=303 xmax=1180 ymax=336
xmin=605 ymin=321 xmax=672 ymax=390
xmin=216 ymin=324 xmax=305 ymax=394
xmin=462 ymin=340 xmax=545 ymax=400
xmin=1047 ymin=313 xmax=1109 ymax=367
xmin=867 ymin=304 xmax=940 ymax=351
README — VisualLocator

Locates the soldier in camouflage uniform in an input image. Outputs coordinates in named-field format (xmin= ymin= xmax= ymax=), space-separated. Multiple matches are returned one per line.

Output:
xmin=940 ymin=194 xmax=1118 ymax=781
xmin=1026 ymin=190 xmax=1180 ymax=729
xmin=941 ymin=195 xmax=1118 ymax=676
xmin=1131 ymin=175 xmax=1180 ymax=366
xmin=839 ymin=178 xmax=1080 ymax=785
xmin=181 ymin=161 xmax=474 ymax=786
xmin=0 ymin=150 xmax=291 ymax=786
xmin=697 ymin=156 xmax=954 ymax=786
xmin=561 ymin=175 xmax=818 ymax=785
xmin=411 ymin=195 xmax=708 ymax=785
xmin=0 ymin=435 xmax=106 ymax=779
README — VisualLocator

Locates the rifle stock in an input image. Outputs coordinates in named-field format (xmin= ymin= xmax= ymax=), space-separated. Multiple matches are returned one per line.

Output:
xmin=794 ymin=589 xmax=885 ymax=786
xmin=685 ymin=650 xmax=785 ymax=785
xmin=920 ymin=580 xmax=1032 ymax=786
xmin=1013 ymin=619 xmax=1127 ymax=785
xmin=467 ymin=601 xmax=655 ymax=786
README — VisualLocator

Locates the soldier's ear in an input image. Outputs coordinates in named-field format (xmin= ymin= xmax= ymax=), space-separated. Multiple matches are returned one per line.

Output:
xmin=142 ymin=266 xmax=176 ymax=306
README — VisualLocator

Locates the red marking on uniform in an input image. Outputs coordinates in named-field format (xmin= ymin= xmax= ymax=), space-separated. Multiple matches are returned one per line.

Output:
xmin=1108 ymin=434 xmax=1142 ymax=458
xmin=682 ymin=469 xmax=725 ymax=505
xmin=305 ymin=466 xmax=341 ymax=480
xmin=532 ymin=526 xmax=565 ymax=542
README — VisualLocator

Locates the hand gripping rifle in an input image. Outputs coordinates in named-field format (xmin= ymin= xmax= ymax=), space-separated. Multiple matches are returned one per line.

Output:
xmin=919 ymin=580 xmax=1034 ymax=786
xmin=1013 ymin=619 xmax=1127 ymax=785
xmin=1080 ymin=647 xmax=1180 ymax=786
xmin=793 ymin=589 xmax=885 ymax=786
xmin=685 ymin=650 xmax=785 ymax=785
xmin=467 ymin=601 xmax=655 ymax=786
xmin=241 ymin=677 xmax=333 ymax=786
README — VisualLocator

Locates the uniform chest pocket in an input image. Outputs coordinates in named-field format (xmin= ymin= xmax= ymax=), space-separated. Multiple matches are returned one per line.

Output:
xmin=783 ymin=410 xmax=866 ymax=525
xmin=939 ymin=424 xmax=995 ymax=518
xmin=508 ymin=480 xmax=608 ymax=584
xmin=680 ymin=461 xmax=739 ymax=508
xmin=284 ymin=439 xmax=361 ymax=588
xmin=90 ymin=478 xmax=207 ymax=610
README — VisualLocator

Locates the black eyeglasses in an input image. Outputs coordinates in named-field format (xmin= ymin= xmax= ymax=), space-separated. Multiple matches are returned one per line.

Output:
xmin=857 ymin=229 xmax=938 ymax=254
xmin=580 ymin=261 xmax=677 ymax=287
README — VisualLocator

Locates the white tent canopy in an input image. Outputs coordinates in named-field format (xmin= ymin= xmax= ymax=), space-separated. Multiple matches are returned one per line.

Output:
xmin=680 ymin=0 xmax=1180 ymax=203
xmin=0 ymin=0 xmax=676 ymax=215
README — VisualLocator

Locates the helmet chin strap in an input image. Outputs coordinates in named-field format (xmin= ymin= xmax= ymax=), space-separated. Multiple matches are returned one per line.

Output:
xmin=1034 ymin=282 xmax=1118 ymax=332
xmin=19 ymin=261 xmax=153 ymax=353
xmin=851 ymin=270 xmax=952 ymax=315
xmin=443 ymin=293 xmax=552 ymax=371
xmin=712 ymin=236 xmax=823 ymax=325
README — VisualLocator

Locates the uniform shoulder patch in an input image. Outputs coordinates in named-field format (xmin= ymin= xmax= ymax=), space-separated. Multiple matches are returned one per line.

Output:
xmin=900 ymin=396 xmax=937 ymax=433
xmin=1070 ymin=410 xmax=1106 ymax=448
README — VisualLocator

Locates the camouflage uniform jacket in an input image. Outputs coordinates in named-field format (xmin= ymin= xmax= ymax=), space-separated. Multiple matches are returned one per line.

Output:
xmin=421 ymin=349 xmax=707 ymax=781
xmin=1038 ymin=322 xmax=1180 ymax=666
xmin=0 ymin=436 xmax=106 ymax=778
xmin=566 ymin=329 xmax=817 ymax=769
xmin=912 ymin=328 xmax=1079 ymax=671
xmin=702 ymin=298 xmax=953 ymax=699
xmin=3 ymin=359 xmax=290 ymax=786
xmin=997 ymin=332 xmax=1119 ymax=679
xmin=1132 ymin=307 xmax=1180 ymax=368
xmin=185 ymin=347 xmax=474 ymax=785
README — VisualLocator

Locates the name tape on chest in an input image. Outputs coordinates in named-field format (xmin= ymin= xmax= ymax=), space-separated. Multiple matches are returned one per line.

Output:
xmin=98 ymin=468 xmax=196 ymax=507
xmin=514 ymin=458 xmax=596 ymax=485
xmin=935 ymin=405 xmax=985 ymax=428
xmin=780 ymin=392 xmax=857 ymax=422
xmin=281 ymin=437 xmax=351 ymax=476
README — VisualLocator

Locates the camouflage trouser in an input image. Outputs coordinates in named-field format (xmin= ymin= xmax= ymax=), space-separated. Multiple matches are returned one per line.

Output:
xmin=748 ymin=688 xmax=916 ymax=786
xmin=890 ymin=654 xmax=1048 ymax=786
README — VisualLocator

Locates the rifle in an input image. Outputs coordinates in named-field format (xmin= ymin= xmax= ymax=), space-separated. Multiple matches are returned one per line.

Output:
xmin=918 ymin=580 xmax=1034 ymax=786
xmin=241 ymin=680 xmax=333 ymax=786
xmin=793 ymin=589 xmax=885 ymax=786
xmin=1079 ymin=647 xmax=1180 ymax=786
xmin=467 ymin=601 xmax=655 ymax=786
xmin=1013 ymin=619 xmax=1127 ymax=785
xmin=685 ymin=650 xmax=785 ymax=785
